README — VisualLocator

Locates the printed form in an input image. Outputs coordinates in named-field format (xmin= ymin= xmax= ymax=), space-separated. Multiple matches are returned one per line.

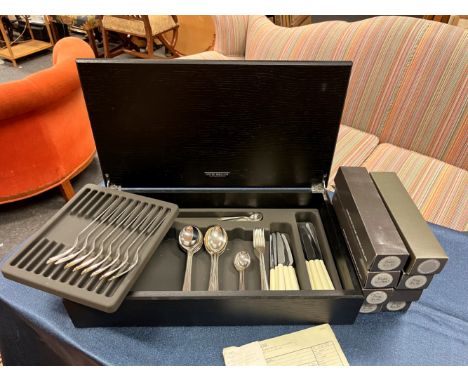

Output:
xmin=223 ymin=324 xmax=349 ymax=366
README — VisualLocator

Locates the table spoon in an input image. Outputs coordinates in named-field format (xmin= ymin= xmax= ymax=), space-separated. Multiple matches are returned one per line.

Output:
xmin=179 ymin=226 xmax=203 ymax=292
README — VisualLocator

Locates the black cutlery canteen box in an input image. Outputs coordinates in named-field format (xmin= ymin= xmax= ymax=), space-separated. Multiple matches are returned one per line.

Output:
xmin=64 ymin=59 xmax=364 ymax=326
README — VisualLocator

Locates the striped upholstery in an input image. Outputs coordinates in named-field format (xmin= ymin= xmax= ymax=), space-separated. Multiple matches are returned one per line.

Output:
xmin=328 ymin=125 xmax=379 ymax=189
xmin=244 ymin=16 xmax=468 ymax=169
xmin=213 ymin=16 xmax=249 ymax=57
xmin=363 ymin=143 xmax=468 ymax=231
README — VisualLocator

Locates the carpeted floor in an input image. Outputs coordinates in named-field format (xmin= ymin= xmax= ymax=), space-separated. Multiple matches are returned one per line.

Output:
xmin=0 ymin=156 xmax=103 ymax=261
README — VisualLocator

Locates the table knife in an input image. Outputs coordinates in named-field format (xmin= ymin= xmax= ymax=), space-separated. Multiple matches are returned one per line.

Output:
xmin=275 ymin=232 xmax=286 ymax=290
xmin=305 ymin=223 xmax=335 ymax=290
xmin=269 ymin=233 xmax=277 ymax=290
xmin=280 ymin=233 xmax=300 ymax=290
xmin=298 ymin=224 xmax=322 ymax=290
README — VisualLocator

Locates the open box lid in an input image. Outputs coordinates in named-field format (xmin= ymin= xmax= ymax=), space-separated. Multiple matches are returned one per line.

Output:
xmin=78 ymin=60 xmax=352 ymax=203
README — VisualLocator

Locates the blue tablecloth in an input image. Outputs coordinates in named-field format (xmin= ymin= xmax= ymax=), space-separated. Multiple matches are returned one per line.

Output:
xmin=0 ymin=223 xmax=467 ymax=365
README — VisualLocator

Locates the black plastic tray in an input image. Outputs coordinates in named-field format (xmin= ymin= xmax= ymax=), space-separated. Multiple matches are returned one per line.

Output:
xmin=1 ymin=184 xmax=178 ymax=313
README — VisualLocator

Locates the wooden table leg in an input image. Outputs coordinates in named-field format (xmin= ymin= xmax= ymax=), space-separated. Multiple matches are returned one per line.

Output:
xmin=59 ymin=179 xmax=75 ymax=201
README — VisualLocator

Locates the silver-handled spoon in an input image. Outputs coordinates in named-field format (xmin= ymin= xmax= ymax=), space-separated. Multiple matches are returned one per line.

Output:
xmin=234 ymin=251 xmax=251 ymax=291
xmin=204 ymin=225 xmax=228 ymax=291
xmin=179 ymin=226 xmax=203 ymax=292
xmin=218 ymin=212 xmax=263 ymax=222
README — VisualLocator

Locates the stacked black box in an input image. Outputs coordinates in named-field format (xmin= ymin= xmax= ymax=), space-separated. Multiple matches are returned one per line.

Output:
xmin=333 ymin=167 xmax=447 ymax=314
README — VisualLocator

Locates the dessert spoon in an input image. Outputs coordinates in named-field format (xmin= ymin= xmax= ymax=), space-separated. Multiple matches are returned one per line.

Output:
xmin=204 ymin=225 xmax=228 ymax=291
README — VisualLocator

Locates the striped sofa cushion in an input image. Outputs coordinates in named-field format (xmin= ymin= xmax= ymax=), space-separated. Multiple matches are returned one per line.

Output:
xmin=328 ymin=125 xmax=379 ymax=189
xmin=245 ymin=16 xmax=468 ymax=169
xmin=362 ymin=143 xmax=468 ymax=231
xmin=213 ymin=16 xmax=249 ymax=57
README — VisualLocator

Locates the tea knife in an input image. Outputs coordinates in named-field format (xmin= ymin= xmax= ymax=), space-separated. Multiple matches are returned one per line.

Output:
xmin=280 ymin=233 xmax=300 ymax=290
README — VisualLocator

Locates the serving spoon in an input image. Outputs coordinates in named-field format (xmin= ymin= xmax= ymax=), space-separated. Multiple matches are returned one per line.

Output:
xmin=179 ymin=226 xmax=203 ymax=292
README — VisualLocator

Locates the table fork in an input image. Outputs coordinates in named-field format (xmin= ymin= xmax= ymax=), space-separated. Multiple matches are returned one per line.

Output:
xmin=253 ymin=228 xmax=269 ymax=290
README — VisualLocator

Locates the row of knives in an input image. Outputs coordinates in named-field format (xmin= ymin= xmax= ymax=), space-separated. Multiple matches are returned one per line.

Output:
xmin=269 ymin=223 xmax=335 ymax=291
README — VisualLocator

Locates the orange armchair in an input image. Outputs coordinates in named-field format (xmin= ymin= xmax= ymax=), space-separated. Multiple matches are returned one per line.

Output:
xmin=0 ymin=37 xmax=96 ymax=204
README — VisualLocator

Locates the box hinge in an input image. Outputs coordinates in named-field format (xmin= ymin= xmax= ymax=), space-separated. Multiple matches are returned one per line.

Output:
xmin=311 ymin=176 xmax=327 ymax=194
xmin=311 ymin=183 xmax=324 ymax=193
xmin=104 ymin=173 xmax=121 ymax=190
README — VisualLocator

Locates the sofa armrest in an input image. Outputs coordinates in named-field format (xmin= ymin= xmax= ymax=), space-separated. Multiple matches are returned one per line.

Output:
xmin=212 ymin=16 xmax=249 ymax=57
xmin=0 ymin=37 xmax=94 ymax=121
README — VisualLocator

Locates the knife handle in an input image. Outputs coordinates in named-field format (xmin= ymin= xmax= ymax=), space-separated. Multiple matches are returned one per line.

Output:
xmin=286 ymin=266 xmax=299 ymax=290
xmin=277 ymin=264 xmax=285 ymax=290
xmin=284 ymin=265 xmax=293 ymax=290
xmin=306 ymin=261 xmax=316 ymax=290
xmin=270 ymin=268 xmax=276 ymax=290
xmin=315 ymin=259 xmax=329 ymax=290
xmin=309 ymin=260 xmax=324 ymax=290
xmin=318 ymin=260 xmax=335 ymax=290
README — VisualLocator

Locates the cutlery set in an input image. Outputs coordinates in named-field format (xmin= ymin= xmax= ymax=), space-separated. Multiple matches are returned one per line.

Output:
xmin=177 ymin=221 xmax=335 ymax=292
xmin=178 ymin=225 xmax=270 ymax=291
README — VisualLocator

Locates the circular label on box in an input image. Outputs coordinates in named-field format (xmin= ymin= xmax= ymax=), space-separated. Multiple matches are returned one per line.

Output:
xmin=360 ymin=303 xmax=378 ymax=314
xmin=378 ymin=256 xmax=401 ymax=271
xmin=370 ymin=272 xmax=394 ymax=288
xmin=366 ymin=291 xmax=388 ymax=305
xmin=405 ymin=275 xmax=428 ymax=289
xmin=417 ymin=259 xmax=441 ymax=274
xmin=386 ymin=301 xmax=407 ymax=311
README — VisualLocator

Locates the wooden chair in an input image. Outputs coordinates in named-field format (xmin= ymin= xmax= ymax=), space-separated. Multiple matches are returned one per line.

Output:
xmin=98 ymin=15 xmax=180 ymax=58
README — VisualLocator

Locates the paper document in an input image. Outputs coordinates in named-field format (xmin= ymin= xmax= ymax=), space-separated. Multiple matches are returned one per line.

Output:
xmin=223 ymin=324 xmax=348 ymax=366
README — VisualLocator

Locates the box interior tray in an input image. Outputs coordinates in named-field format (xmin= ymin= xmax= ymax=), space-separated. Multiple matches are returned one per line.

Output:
xmin=132 ymin=208 xmax=342 ymax=292
xmin=64 ymin=204 xmax=364 ymax=326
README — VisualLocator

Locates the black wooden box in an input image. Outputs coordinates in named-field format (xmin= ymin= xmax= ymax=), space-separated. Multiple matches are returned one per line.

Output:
xmin=66 ymin=59 xmax=364 ymax=326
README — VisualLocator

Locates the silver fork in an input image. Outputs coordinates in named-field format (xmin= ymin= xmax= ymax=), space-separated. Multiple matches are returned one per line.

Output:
xmin=253 ymin=228 xmax=269 ymax=291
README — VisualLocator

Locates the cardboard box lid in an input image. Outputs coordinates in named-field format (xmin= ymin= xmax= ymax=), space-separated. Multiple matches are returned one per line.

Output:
xmin=78 ymin=60 xmax=351 ymax=199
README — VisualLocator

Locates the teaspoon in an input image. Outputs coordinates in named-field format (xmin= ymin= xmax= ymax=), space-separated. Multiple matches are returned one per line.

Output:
xmin=204 ymin=225 xmax=228 ymax=291
xmin=234 ymin=251 xmax=251 ymax=291
xmin=179 ymin=226 xmax=203 ymax=292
